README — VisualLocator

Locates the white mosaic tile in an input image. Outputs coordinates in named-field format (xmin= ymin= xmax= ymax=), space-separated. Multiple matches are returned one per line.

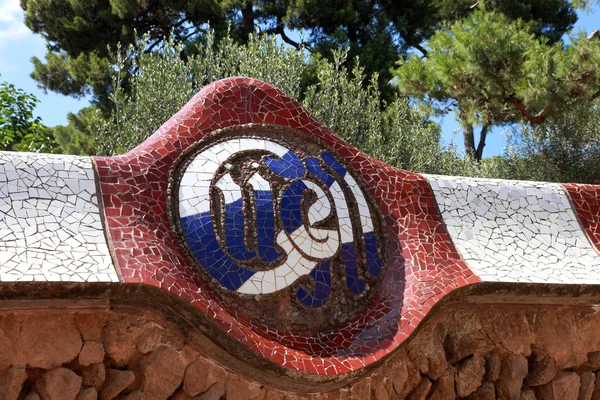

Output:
xmin=0 ymin=152 xmax=119 ymax=282
xmin=238 ymin=230 xmax=320 ymax=294
xmin=425 ymin=175 xmax=600 ymax=284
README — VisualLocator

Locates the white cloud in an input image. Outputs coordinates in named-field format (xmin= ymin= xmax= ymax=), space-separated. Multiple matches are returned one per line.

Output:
xmin=0 ymin=0 xmax=32 ymax=48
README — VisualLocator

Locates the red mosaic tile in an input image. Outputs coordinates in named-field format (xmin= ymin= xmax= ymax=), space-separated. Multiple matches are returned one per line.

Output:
xmin=563 ymin=183 xmax=600 ymax=252
xmin=93 ymin=77 xmax=479 ymax=375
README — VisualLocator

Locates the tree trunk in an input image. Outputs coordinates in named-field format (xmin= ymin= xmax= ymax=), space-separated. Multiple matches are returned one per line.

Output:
xmin=475 ymin=124 xmax=490 ymax=161
xmin=462 ymin=121 xmax=490 ymax=161
xmin=462 ymin=121 xmax=477 ymax=160
xmin=242 ymin=1 xmax=255 ymax=42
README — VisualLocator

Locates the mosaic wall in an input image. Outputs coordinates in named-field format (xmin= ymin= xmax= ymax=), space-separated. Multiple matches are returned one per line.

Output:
xmin=0 ymin=152 xmax=118 ymax=282
xmin=426 ymin=175 xmax=600 ymax=284
xmin=0 ymin=77 xmax=599 ymax=378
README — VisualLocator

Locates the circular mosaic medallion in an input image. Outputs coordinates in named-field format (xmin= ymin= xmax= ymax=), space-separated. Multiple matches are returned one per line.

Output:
xmin=170 ymin=125 xmax=386 ymax=331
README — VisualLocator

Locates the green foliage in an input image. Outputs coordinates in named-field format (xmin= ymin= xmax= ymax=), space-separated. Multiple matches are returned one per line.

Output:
xmin=379 ymin=0 xmax=577 ymax=52
xmin=496 ymin=104 xmax=600 ymax=184
xmin=22 ymin=0 xmax=225 ymax=104
xmin=50 ymin=107 xmax=99 ymax=155
xmin=30 ymin=51 xmax=112 ymax=104
xmin=21 ymin=0 xmax=584 ymax=105
xmin=18 ymin=1 xmax=600 ymax=184
xmin=92 ymin=32 xmax=472 ymax=176
xmin=395 ymin=9 xmax=600 ymax=160
xmin=89 ymin=31 xmax=600 ymax=183
xmin=94 ymin=32 xmax=305 ymax=156
xmin=301 ymin=51 xmax=443 ymax=172
xmin=475 ymin=0 xmax=578 ymax=43
xmin=0 ymin=78 xmax=54 ymax=152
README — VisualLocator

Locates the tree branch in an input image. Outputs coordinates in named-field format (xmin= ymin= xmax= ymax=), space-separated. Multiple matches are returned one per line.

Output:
xmin=280 ymin=29 xmax=304 ymax=51
xmin=171 ymin=17 xmax=191 ymax=31
xmin=413 ymin=42 xmax=429 ymax=57
xmin=180 ymin=28 xmax=204 ymax=43
xmin=260 ymin=26 xmax=279 ymax=35
xmin=259 ymin=25 xmax=305 ymax=51
xmin=145 ymin=38 xmax=162 ymax=54
xmin=396 ymin=30 xmax=429 ymax=57
xmin=590 ymin=88 xmax=600 ymax=103
xmin=504 ymin=95 xmax=556 ymax=124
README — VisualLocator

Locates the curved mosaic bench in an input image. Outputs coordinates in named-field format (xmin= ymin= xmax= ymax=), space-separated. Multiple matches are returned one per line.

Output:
xmin=1 ymin=77 xmax=600 ymax=398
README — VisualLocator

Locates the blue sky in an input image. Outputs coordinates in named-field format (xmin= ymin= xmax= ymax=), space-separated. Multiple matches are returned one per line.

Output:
xmin=0 ymin=0 xmax=598 ymax=158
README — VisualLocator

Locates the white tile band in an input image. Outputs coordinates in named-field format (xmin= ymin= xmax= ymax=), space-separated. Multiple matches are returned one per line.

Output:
xmin=4 ymin=148 xmax=597 ymax=287
xmin=0 ymin=152 xmax=119 ymax=282
xmin=425 ymin=175 xmax=600 ymax=284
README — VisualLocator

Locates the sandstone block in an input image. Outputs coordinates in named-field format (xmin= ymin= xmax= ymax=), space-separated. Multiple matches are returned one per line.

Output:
xmin=183 ymin=357 xmax=227 ymax=396
xmin=466 ymin=380 xmax=495 ymax=400
xmin=37 ymin=367 xmax=82 ymax=400
xmin=170 ymin=390 xmax=194 ymax=400
xmin=347 ymin=378 xmax=370 ymax=400
xmin=81 ymin=362 xmax=106 ymax=390
xmin=100 ymin=369 xmax=135 ymax=400
xmin=75 ymin=312 xmax=108 ymax=341
xmin=535 ymin=371 xmax=580 ymax=400
xmin=427 ymin=369 xmax=455 ymax=400
xmin=370 ymin=374 xmax=390 ymax=400
xmin=102 ymin=315 xmax=143 ymax=368
xmin=580 ymin=371 xmax=595 ymax=400
xmin=407 ymin=377 xmax=431 ymax=400
xmin=79 ymin=341 xmax=105 ymax=367
xmin=264 ymin=390 xmax=285 ymax=400
xmin=589 ymin=352 xmax=600 ymax=371
xmin=0 ymin=366 xmax=27 ymax=400
xmin=140 ymin=346 xmax=187 ymax=400
xmin=456 ymin=355 xmax=486 ymax=397
xmin=530 ymin=311 xmax=588 ymax=369
xmin=480 ymin=308 xmax=533 ymax=357
xmin=572 ymin=310 xmax=600 ymax=367
xmin=136 ymin=323 xmax=185 ymax=355
xmin=443 ymin=310 xmax=494 ymax=364
xmin=520 ymin=386 xmax=536 ymax=400
xmin=403 ymin=362 xmax=422 ymax=398
xmin=125 ymin=391 xmax=146 ymax=400
xmin=0 ymin=314 xmax=20 ymax=372
xmin=18 ymin=313 xmax=83 ymax=369
xmin=136 ymin=325 xmax=167 ymax=355
xmin=383 ymin=358 xmax=407 ymax=397
xmin=591 ymin=371 xmax=600 ymax=400
xmin=265 ymin=390 xmax=284 ymax=400
xmin=407 ymin=323 xmax=447 ymax=380
xmin=77 ymin=387 xmax=98 ymax=400
xmin=525 ymin=351 xmax=557 ymax=386
xmin=496 ymin=354 xmax=528 ymax=400
xmin=385 ymin=349 xmax=420 ymax=397
xmin=199 ymin=382 xmax=226 ymax=400
xmin=484 ymin=351 xmax=501 ymax=381
xmin=179 ymin=343 xmax=201 ymax=367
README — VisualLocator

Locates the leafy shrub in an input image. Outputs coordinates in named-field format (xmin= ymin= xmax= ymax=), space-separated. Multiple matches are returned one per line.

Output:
xmin=92 ymin=32 xmax=465 ymax=175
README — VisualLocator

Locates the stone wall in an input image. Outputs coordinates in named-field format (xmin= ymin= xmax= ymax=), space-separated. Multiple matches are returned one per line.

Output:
xmin=3 ymin=300 xmax=600 ymax=399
